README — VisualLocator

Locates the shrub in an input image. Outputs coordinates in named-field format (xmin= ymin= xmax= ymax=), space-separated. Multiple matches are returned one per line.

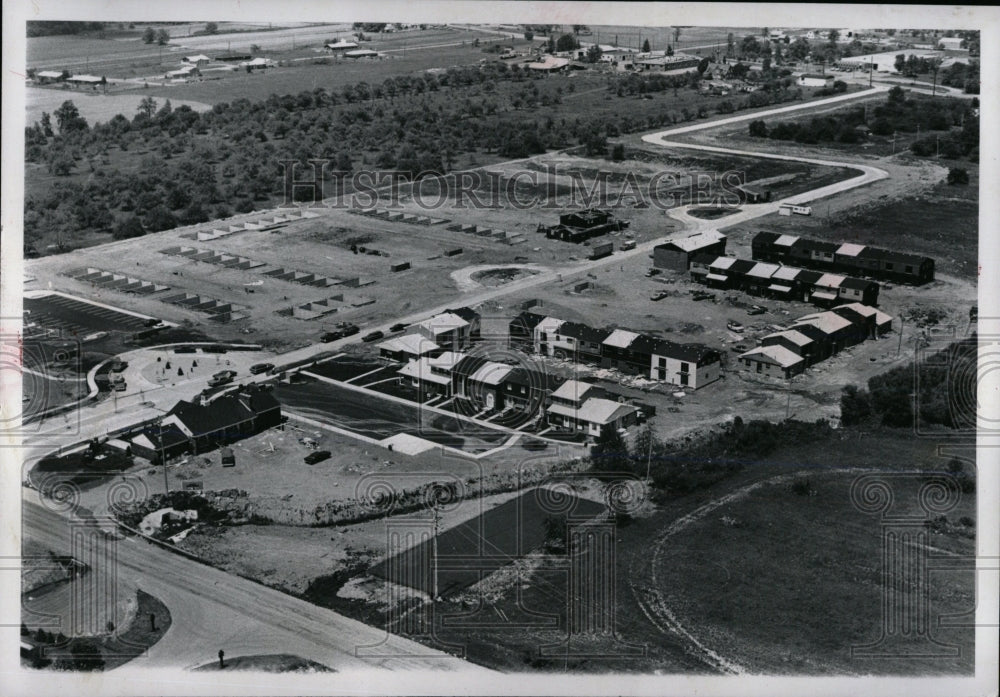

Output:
xmin=947 ymin=167 xmax=969 ymax=185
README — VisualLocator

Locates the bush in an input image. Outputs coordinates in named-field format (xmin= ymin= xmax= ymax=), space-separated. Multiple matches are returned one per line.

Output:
xmin=112 ymin=216 xmax=145 ymax=240
xmin=947 ymin=167 xmax=969 ymax=185
xmin=791 ymin=479 xmax=814 ymax=496
xmin=840 ymin=384 xmax=872 ymax=425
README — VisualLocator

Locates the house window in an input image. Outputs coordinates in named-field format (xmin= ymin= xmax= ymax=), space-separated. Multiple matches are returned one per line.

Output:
xmin=540 ymin=332 xmax=547 ymax=342
xmin=680 ymin=362 xmax=689 ymax=373
xmin=659 ymin=357 xmax=667 ymax=367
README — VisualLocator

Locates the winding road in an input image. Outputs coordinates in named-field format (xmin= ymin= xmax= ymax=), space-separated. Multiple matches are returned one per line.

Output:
xmin=20 ymin=83 xmax=915 ymax=672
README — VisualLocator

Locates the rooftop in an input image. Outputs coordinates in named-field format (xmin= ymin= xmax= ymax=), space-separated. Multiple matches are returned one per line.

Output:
xmin=740 ymin=345 xmax=805 ymax=368
xmin=603 ymin=329 xmax=641 ymax=349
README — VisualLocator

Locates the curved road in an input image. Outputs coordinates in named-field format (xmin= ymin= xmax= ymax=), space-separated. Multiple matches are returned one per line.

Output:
xmin=20 ymin=83 xmax=906 ymax=672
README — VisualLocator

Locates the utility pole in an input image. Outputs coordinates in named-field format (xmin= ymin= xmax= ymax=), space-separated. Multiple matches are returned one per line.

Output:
xmin=786 ymin=380 xmax=792 ymax=418
xmin=431 ymin=501 xmax=440 ymax=602
xmin=896 ymin=316 xmax=905 ymax=357
xmin=645 ymin=428 xmax=654 ymax=482
xmin=159 ymin=419 xmax=169 ymax=494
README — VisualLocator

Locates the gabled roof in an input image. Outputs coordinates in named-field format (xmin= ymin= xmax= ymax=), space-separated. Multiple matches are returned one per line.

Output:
xmin=795 ymin=269 xmax=824 ymax=285
xmin=603 ymin=329 xmax=640 ymax=349
xmin=740 ymin=345 xmax=805 ymax=368
xmin=550 ymin=379 xmax=600 ymax=403
xmin=428 ymin=351 xmax=466 ymax=370
xmin=836 ymin=242 xmax=866 ymax=257
xmin=771 ymin=265 xmax=802 ymax=282
xmin=535 ymin=316 xmax=565 ymax=334
xmin=835 ymin=303 xmax=893 ymax=325
xmin=709 ymin=256 xmax=738 ymax=271
xmin=762 ymin=329 xmax=813 ymax=346
xmin=689 ymin=251 xmax=719 ymax=266
xmin=376 ymin=333 xmax=439 ymax=356
xmin=774 ymin=234 xmax=800 ymax=247
xmin=558 ymin=320 xmax=611 ymax=344
xmin=753 ymin=231 xmax=781 ymax=246
xmin=793 ymin=312 xmax=853 ymax=334
xmin=416 ymin=312 xmax=469 ymax=334
xmin=748 ymin=262 xmax=780 ymax=279
xmin=728 ymin=259 xmax=757 ymax=275
xmin=468 ymin=361 xmax=513 ymax=386
xmin=839 ymin=276 xmax=876 ymax=291
xmin=398 ymin=358 xmax=451 ymax=385
xmin=659 ymin=230 xmax=726 ymax=253
xmin=446 ymin=306 xmax=480 ymax=323
xmin=169 ymin=395 xmax=255 ymax=437
xmin=548 ymin=397 xmax=636 ymax=425
xmin=816 ymin=273 xmax=846 ymax=289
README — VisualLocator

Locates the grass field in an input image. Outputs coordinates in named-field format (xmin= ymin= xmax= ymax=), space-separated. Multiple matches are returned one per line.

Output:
xmin=26 ymin=87 xmax=211 ymax=129
xmin=370 ymin=488 xmax=605 ymax=597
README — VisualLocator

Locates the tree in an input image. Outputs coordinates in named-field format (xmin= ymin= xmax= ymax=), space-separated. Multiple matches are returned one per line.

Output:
xmin=827 ymin=29 xmax=840 ymax=44
xmin=697 ymin=56 xmax=709 ymax=73
xmin=155 ymin=28 xmax=170 ymax=45
xmin=887 ymin=85 xmax=906 ymax=104
xmin=142 ymin=27 xmax=155 ymax=44
xmin=673 ymin=27 xmax=681 ymax=44
xmin=590 ymin=427 xmax=631 ymax=475
xmin=726 ymin=32 xmax=735 ymax=58
xmin=788 ymin=37 xmax=811 ymax=61
xmin=840 ymin=384 xmax=872 ymax=425
xmin=894 ymin=53 xmax=906 ymax=74
xmin=642 ymin=38 xmax=651 ymax=53
xmin=205 ymin=22 xmax=218 ymax=35
xmin=524 ymin=30 xmax=534 ymax=41
xmin=667 ymin=45 xmax=674 ymax=57
xmin=137 ymin=96 xmax=157 ymax=119
xmin=611 ymin=143 xmax=625 ymax=161
xmin=947 ymin=167 xmax=969 ymax=185
xmin=39 ymin=111 xmax=53 ymax=137
xmin=61 ymin=639 xmax=105 ymax=671
xmin=586 ymin=44 xmax=602 ymax=63
xmin=555 ymin=33 xmax=579 ymax=52
xmin=143 ymin=205 xmax=177 ymax=232
xmin=748 ymin=119 xmax=768 ymax=137
xmin=542 ymin=516 xmax=566 ymax=553
xmin=112 ymin=216 xmax=145 ymax=240
xmin=54 ymin=100 xmax=87 ymax=133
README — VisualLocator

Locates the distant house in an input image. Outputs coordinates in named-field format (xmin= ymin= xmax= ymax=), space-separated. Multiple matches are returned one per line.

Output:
xmin=344 ymin=49 xmax=379 ymax=60
xmin=938 ymin=37 xmax=965 ymax=51
xmin=166 ymin=65 xmax=198 ymax=79
xmin=34 ymin=70 xmax=65 ymax=84
xmin=325 ymin=40 xmax=360 ymax=52
xmin=798 ymin=73 xmax=835 ymax=87
xmin=376 ymin=333 xmax=440 ymax=362
xmin=183 ymin=54 xmax=211 ymax=65
xmin=526 ymin=56 xmax=570 ymax=72
xmin=653 ymin=230 xmax=728 ymax=271
xmin=241 ymin=57 xmax=274 ymax=70
xmin=67 ymin=74 xmax=103 ymax=88
xmin=739 ymin=345 xmax=806 ymax=379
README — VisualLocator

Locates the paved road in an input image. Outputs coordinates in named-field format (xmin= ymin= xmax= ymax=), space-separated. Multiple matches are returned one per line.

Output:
xmin=18 ymin=82 xmax=902 ymax=670
xmin=22 ymin=492 xmax=483 ymax=672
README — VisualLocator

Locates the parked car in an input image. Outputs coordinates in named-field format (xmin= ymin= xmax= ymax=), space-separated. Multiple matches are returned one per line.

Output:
xmin=142 ymin=318 xmax=161 ymax=327
xmin=692 ymin=292 xmax=715 ymax=302
xmin=390 ymin=322 xmax=408 ymax=332
xmin=731 ymin=343 xmax=749 ymax=353
xmin=645 ymin=268 xmax=662 ymax=277
xmin=747 ymin=305 xmax=767 ymax=316
xmin=362 ymin=330 xmax=385 ymax=343
xmin=112 ymin=381 xmax=127 ymax=392
xmin=621 ymin=239 xmax=637 ymax=251
xmin=208 ymin=370 xmax=237 ymax=387
xmin=320 ymin=331 xmax=342 ymax=342
xmin=249 ymin=363 xmax=274 ymax=375
xmin=727 ymin=321 xmax=745 ymax=333
xmin=304 ymin=450 xmax=331 ymax=465
xmin=650 ymin=290 xmax=670 ymax=301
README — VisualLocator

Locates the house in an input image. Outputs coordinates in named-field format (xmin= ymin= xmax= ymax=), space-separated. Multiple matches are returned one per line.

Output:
xmin=376 ymin=333 xmax=440 ymax=362
xmin=792 ymin=311 xmax=866 ymax=353
xmin=752 ymin=232 xmax=934 ymax=284
xmin=734 ymin=184 xmax=771 ymax=203
xmin=451 ymin=356 xmax=514 ymax=411
xmin=397 ymin=351 xmax=465 ymax=398
xmin=832 ymin=303 xmax=893 ymax=337
xmin=533 ymin=316 xmax=566 ymax=356
xmin=509 ymin=311 xmax=545 ymax=351
xmin=600 ymin=329 xmax=644 ymax=373
xmin=240 ymin=57 xmax=274 ymax=70
xmin=645 ymin=338 xmax=722 ymax=389
xmin=413 ymin=312 xmax=471 ymax=351
xmin=526 ymin=56 xmax=570 ymax=72
xmin=445 ymin=307 xmax=481 ymax=342
xmin=183 ymin=54 xmax=211 ymax=65
xmin=502 ymin=368 xmax=562 ymax=416
xmin=325 ymin=40 xmax=360 ymax=52
xmin=653 ymin=230 xmax=727 ymax=271
xmin=34 ymin=70 xmax=65 ymax=84
xmin=546 ymin=380 xmax=638 ymax=438
xmin=67 ymin=74 xmax=103 ymax=88
xmin=739 ymin=345 xmax=806 ymax=379
xmin=938 ymin=37 xmax=965 ymax=51
xmin=798 ymin=73 xmax=835 ymax=87
xmin=556 ymin=321 xmax=610 ymax=365
xmin=166 ymin=65 xmax=198 ymax=79
xmin=128 ymin=386 xmax=280 ymax=460
xmin=761 ymin=329 xmax=818 ymax=364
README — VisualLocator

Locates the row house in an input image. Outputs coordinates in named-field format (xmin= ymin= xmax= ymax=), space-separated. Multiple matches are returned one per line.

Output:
xmin=738 ymin=305 xmax=893 ymax=379
xmin=376 ymin=333 xmax=441 ymax=362
xmin=413 ymin=311 xmax=473 ymax=352
xmin=752 ymin=232 xmax=935 ymax=285
xmin=691 ymin=253 xmax=880 ymax=306
xmin=513 ymin=313 xmax=723 ymax=390
xmin=451 ymin=356 xmax=515 ymax=412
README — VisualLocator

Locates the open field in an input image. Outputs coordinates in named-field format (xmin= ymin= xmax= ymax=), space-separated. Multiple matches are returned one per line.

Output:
xmin=25 ymin=87 xmax=211 ymax=129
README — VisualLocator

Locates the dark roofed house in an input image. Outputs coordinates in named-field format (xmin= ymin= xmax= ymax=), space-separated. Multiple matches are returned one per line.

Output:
xmin=837 ymin=276 xmax=880 ymax=306
xmin=557 ymin=320 xmax=610 ymax=364
xmin=646 ymin=338 xmax=722 ymax=389
xmin=653 ymin=230 xmax=727 ymax=271
xmin=503 ymin=368 xmax=563 ymax=416
xmin=509 ymin=311 xmax=545 ymax=350
xmin=128 ymin=423 xmax=191 ymax=464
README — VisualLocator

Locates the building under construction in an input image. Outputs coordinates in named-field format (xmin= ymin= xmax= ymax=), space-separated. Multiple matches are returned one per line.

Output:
xmin=537 ymin=208 xmax=627 ymax=243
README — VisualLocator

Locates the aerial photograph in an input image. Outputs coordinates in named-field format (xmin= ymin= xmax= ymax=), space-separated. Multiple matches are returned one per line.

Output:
xmin=5 ymin=4 xmax=996 ymax=695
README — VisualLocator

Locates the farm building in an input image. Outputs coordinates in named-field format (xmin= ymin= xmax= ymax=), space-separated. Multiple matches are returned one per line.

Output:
xmin=938 ymin=37 xmax=966 ymax=51
xmin=751 ymin=232 xmax=934 ymax=284
xmin=376 ymin=333 xmax=440 ymax=362
xmin=653 ymin=230 xmax=727 ymax=271
xmin=325 ymin=40 xmax=360 ymax=52
xmin=67 ymin=74 xmax=103 ymax=87
xmin=632 ymin=53 xmax=702 ymax=72
xmin=183 ymin=54 xmax=211 ymax=65
xmin=798 ymin=73 xmax=835 ymax=87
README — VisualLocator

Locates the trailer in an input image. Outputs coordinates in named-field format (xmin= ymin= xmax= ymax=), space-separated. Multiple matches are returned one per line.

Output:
xmin=778 ymin=203 xmax=813 ymax=216
xmin=589 ymin=241 xmax=614 ymax=260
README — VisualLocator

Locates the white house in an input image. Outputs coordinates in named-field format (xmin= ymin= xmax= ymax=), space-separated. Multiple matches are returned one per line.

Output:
xmin=798 ymin=73 xmax=835 ymax=87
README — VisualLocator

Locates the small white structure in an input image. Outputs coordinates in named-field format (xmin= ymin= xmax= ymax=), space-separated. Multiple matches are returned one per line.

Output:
xmin=798 ymin=73 xmax=834 ymax=87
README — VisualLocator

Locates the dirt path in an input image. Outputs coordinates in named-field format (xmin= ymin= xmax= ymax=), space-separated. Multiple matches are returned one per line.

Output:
xmin=628 ymin=467 xmax=877 ymax=674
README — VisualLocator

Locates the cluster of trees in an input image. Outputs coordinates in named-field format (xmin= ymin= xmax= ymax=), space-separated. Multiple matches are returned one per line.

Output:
xmin=27 ymin=21 xmax=105 ymax=36
xmin=141 ymin=27 xmax=170 ymax=45
xmin=749 ymin=87 xmax=978 ymax=158
xmin=590 ymin=417 xmax=833 ymax=495
xmin=939 ymin=60 xmax=980 ymax=94
xmin=840 ymin=337 xmax=978 ymax=429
